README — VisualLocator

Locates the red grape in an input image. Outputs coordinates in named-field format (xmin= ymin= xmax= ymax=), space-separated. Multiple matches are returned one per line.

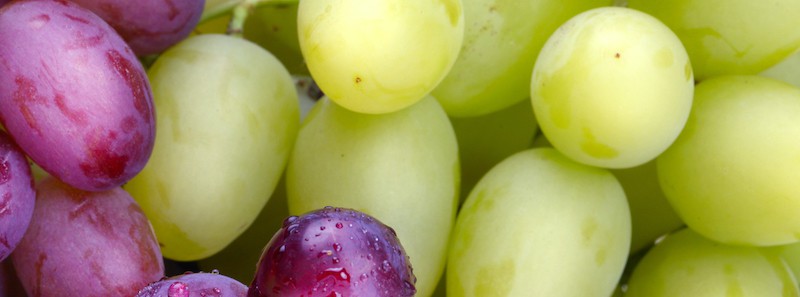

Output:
xmin=137 ymin=271 xmax=247 ymax=297
xmin=248 ymin=207 xmax=416 ymax=297
xmin=0 ymin=130 xmax=35 ymax=262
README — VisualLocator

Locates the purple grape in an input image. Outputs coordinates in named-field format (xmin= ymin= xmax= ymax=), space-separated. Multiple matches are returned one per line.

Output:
xmin=248 ymin=207 xmax=416 ymax=297
xmin=0 ymin=0 xmax=156 ymax=192
xmin=11 ymin=177 xmax=164 ymax=296
xmin=0 ymin=130 xmax=35 ymax=262
xmin=0 ymin=1 xmax=9 ymax=8
xmin=137 ymin=271 xmax=248 ymax=297
xmin=69 ymin=0 xmax=205 ymax=56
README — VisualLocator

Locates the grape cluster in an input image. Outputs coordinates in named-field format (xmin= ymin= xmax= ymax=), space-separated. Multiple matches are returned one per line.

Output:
xmin=1 ymin=0 xmax=800 ymax=296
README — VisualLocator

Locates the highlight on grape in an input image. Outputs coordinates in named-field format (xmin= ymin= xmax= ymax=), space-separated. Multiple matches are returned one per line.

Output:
xmin=0 ymin=0 xmax=799 ymax=296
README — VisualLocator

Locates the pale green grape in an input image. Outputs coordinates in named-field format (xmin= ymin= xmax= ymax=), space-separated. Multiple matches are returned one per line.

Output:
xmin=450 ymin=99 xmax=538 ymax=203
xmin=628 ymin=0 xmax=800 ymax=80
xmin=761 ymin=50 xmax=800 ymax=89
xmin=448 ymin=148 xmax=630 ymax=297
xmin=286 ymin=96 xmax=459 ymax=297
xmin=657 ymin=75 xmax=800 ymax=246
xmin=432 ymin=0 xmax=611 ymax=118
xmin=243 ymin=3 xmax=308 ymax=75
xmin=197 ymin=175 xmax=290 ymax=284
xmin=611 ymin=160 xmax=683 ymax=254
xmin=770 ymin=241 xmax=800 ymax=281
xmin=297 ymin=0 xmax=464 ymax=114
xmin=125 ymin=34 xmax=299 ymax=261
xmin=531 ymin=7 xmax=693 ymax=169
xmin=625 ymin=228 xmax=799 ymax=297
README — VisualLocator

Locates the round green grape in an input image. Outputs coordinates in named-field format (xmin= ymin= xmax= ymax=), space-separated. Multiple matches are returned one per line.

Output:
xmin=628 ymin=0 xmax=800 ymax=80
xmin=657 ymin=75 xmax=800 ymax=246
xmin=125 ymin=34 xmax=299 ymax=261
xmin=298 ymin=0 xmax=464 ymax=114
xmin=531 ymin=7 xmax=693 ymax=169
xmin=448 ymin=148 xmax=630 ymax=297
xmin=625 ymin=228 xmax=799 ymax=297
xmin=286 ymin=96 xmax=459 ymax=297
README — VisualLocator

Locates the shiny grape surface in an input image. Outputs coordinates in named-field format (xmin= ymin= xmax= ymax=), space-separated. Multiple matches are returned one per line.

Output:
xmin=0 ymin=131 xmax=35 ymax=262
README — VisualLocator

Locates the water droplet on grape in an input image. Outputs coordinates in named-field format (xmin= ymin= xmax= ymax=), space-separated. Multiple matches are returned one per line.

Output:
xmin=335 ymin=222 xmax=344 ymax=229
xmin=381 ymin=260 xmax=391 ymax=272
xmin=333 ymin=243 xmax=342 ymax=252
xmin=210 ymin=269 xmax=219 ymax=274
xmin=167 ymin=282 xmax=189 ymax=297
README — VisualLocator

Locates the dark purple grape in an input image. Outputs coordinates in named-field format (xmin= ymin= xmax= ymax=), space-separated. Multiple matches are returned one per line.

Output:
xmin=0 ymin=0 xmax=156 ymax=192
xmin=248 ymin=207 xmax=416 ymax=297
xmin=137 ymin=271 xmax=248 ymax=297
xmin=68 ymin=0 xmax=205 ymax=56
xmin=11 ymin=177 xmax=164 ymax=296
xmin=0 ymin=130 xmax=35 ymax=262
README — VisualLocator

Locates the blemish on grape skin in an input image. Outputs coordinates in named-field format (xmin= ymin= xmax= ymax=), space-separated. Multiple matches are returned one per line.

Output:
xmin=106 ymin=49 xmax=153 ymax=123
xmin=12 ymin=76 xmax=46 ymax=136
xmin=28 ymin=14 xmax=50 ymax=29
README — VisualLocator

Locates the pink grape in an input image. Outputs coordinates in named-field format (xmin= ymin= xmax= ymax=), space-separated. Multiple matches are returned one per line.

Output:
xmin=248 ymin=207 xmax=416 ymax=297
xmin=11 ymin=177 xmax=164 ymax=296
xmin=68 ymin=0 xmax=205 ymax=56
xmin=137 ymin=271 xmax=248 ymax=297
xmin=0 ymin=130 xmax=35 ymax=262
xmin=0 ymin=0 xmax=156 ymax=192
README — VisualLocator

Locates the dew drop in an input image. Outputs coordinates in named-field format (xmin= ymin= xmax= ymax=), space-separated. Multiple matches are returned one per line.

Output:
xmin=335 ymin=222 xmax=343 ymax=229
xmin=279 ymin=245 xmax=286 ymax=252
xmin=283 ymin=216 xmax=298 ymax=226
xmin=381 ymin=260 xmax=391 ymax=272
xmin=332 ymin=257 xmax=340 ymax=264
xmin=320 ymin=226 xmax=327 ymax=231
xmin=211 ymin=269 xmax=219 ymax=274
xmin=333 ymin=243 xmax=342 ymax=252
xmin=167 ymin=282 xmax=189 ymax=297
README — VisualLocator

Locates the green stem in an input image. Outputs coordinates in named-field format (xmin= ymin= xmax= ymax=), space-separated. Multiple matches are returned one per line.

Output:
xmin=200 ymin=0 xmax=300 ymax=33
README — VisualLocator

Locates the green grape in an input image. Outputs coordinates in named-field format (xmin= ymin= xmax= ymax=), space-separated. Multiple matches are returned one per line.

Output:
xmin=243 ymin=3 xmax=308 ymax=75
xmin=628 ymin=0 xmax=800 ymax=81
xmin=657 ymin=75 xmax=800 ymax=246
xmin=448 ymin=148 xmax=630 ymax=297
xmin=531 ymin=7 xmax=693 ymax=169
xmin=125 ymin=34 xmax=300 ymax=261
xmin=611 ymin=161 xmax=683 ymax=254
xmin=761 ymin=50 xmax=800 ymax=89
xmin=432 ymin=0 xmax=611 ymax=118
xmin=769 ymin=241 xmax=800 ymax=281
xmin=286 ymin=96 xmax=459 ymax=297
xmin=625 ymin=228 xmax=799 ymax=297
xmin=297 ymin=0 xmax=464 ymax=114
xmin=450 ymin=99 xmax=538 ymax=204
xmin=197 ymin=175 xmax=290 ymax=284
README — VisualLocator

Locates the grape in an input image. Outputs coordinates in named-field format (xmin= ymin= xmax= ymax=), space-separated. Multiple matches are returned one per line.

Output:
xmin=450 ymin=99 xmax=538 ymax=203
xmin=11 ymin=177 xmax=164 ymax=297
xmin=286 ymin=96 xmax=458 ymax=297
xmin=625 ymin=228 xmax=799 ymax=296
xmin=531 ymin=7 xmax=693 ymax=169
xmin=69 ymin=0 xmax=206 ymax=56
xmin=124 ymin=34 xmax=299 ymax=261
xmin=137 ymin=271 xmax=247 ymax=297
xmin=432 ymin=0 xmax=611 ymax=117
xmin=297 ymin=0 xmax=464 ymax=114
xmin=612 ymin=160 xmax=683 ymax=254
xmin=0 ymin=0 xmax=156 ymax=192
xmin=769 ymin=241 xmax=800 ymax=282
xmin=197 ymin=175 xmax=290 ymax=284
xmin=243 ymin=3 xmax=308 ymax=75
xmin=761 ymin=50 xmax=800 ymax=89
xmin=448 ymin=148 xmax=630 ymax=297
xmin=657 ymin=75 xmax=800 ymax=246
xmin=628 ymin=0 xmax=800 ymax=80
xmin=0 ymin=131 xmax=35 ymax=262
xmin=0 ymin=0 xmax=8 ymax=7
xmin=248 ymin=207 xmax=416 ymax=297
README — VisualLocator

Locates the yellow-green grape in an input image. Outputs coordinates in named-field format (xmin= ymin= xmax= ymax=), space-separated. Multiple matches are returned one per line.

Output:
xmin=297 ymin=0 xmax=464 ymax=114
xmin=448 ymin=148 xmax=630 ymax=297
xmin=628 ymin=0 xmax=800 ymax=81
xmin=657 ymin=75 xmax=800 ymax=246
xmin=432 ymin=0 xmax=611 ymax=118
xmin=611 ymin=161 xmax=683 ymax=254
xmin=625 ymin=228 xmax=800 ymax=297
xmin=286 ymin=96 xmax=459 ymax=297
xmin=450 ymin=99 xmax=538 ymax=204
xmin=770 ymin=241 xmax=800 ymax=281
xmin=531 ymin=7 xmax=693 ymax=169
xmin=125 ymin=34 xmax=299 ymax=261
xmin=243 ymin=3 xmax=308 ymax=75
xmin=761 ymin=50 xmax=800 ymax=89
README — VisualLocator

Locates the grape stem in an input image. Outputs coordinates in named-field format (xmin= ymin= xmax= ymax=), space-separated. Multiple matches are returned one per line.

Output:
xmin=200 ymin=0 xmax=299 ymax=37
